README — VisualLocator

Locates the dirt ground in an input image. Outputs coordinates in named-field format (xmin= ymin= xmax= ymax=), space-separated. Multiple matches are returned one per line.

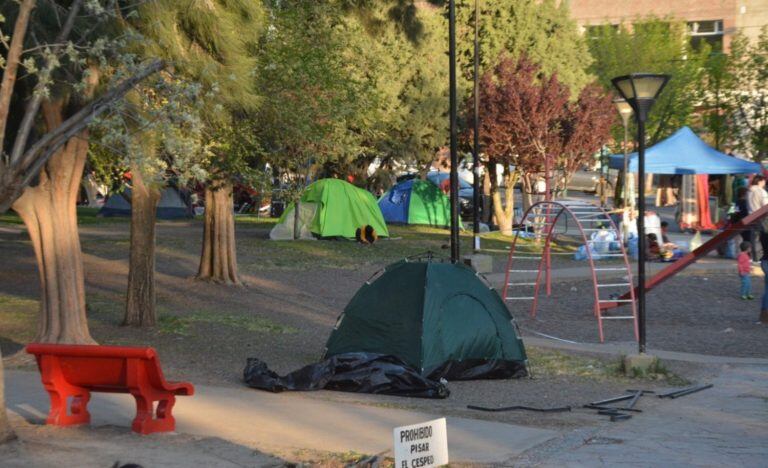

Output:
xmin=0 ymin=215 xmax=742 ymax=444
xmin=517 ymin=274 xmax=768 ymax=357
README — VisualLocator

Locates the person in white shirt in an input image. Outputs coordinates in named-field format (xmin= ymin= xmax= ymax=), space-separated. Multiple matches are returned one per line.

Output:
xmin=747 ymin=175 xmax=767 ymax=214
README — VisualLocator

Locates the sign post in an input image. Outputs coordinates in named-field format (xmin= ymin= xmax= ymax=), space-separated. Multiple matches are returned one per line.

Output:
xmin=393 ymin=418 xmax=449 ymax=468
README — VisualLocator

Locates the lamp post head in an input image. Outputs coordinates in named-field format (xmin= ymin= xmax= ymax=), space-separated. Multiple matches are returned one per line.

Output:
xmin=613 ymin=98 xmax=634 ymax=127
xmin=611 ymin=73 xmax=670 ymax=123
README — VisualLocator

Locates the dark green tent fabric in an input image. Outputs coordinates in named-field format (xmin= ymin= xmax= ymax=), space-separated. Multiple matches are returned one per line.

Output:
xmin=325 ymin=259 xmax=527 ymax=375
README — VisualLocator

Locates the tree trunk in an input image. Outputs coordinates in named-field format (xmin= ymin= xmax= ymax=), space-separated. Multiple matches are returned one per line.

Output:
xmin=482 ymin=168 xmax=492 ymax=224
xmin=196 ymin=182 xmax=241 ymax=285
xmin=0 ymin=350 xmax=16 ymax=443
xmin=11 ymin=102 xmax=94 ymax=344
xmin=491 ymin=165 xmax=518 ymax=236
xmin=293 ymin=200 xmax=301 ymax=240
xmin=123 ymin=169 xmax=161 ymax=327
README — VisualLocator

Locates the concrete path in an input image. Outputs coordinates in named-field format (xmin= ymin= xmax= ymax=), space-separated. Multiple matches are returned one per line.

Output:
xmin=511 ymin=364 xmax=768 ymax=467
xmin=4 ymin=370 xmax=556 ymax=464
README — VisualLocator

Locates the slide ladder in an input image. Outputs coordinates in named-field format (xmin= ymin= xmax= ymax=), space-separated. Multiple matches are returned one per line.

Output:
xmin=502 ymin=199 xmax=638 ymax=342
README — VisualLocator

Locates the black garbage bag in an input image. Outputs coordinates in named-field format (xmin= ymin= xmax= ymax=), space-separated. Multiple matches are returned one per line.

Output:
xmin=243 ymin=352 xmax=449 ymax=399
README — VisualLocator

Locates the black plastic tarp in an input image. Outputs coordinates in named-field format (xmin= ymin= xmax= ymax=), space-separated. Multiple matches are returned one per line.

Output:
xmin=243 ymin=352 xmax=528 ymax=399
xmin=244 ymin=353 xmax=449 ymax=398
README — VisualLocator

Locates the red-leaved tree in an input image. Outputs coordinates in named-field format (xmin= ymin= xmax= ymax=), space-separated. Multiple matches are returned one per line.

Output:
xmin=555 ymin=84 xmax=616 ymax=190
xmin=466 ymin=55 xmax=570 ymax=235
xmin=558 ymin=83 xmax=615 ymax=194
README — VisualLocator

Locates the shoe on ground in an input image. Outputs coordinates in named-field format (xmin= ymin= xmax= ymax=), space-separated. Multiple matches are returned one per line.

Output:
xmin=747 ymin=295 xmax=755 ymax=300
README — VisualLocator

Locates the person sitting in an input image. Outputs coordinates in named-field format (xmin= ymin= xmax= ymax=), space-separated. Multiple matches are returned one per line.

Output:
xmin=659 ymin=220 xmax=680 ymax=251
xmin=646 ymin=233 xmax=662 ymax=260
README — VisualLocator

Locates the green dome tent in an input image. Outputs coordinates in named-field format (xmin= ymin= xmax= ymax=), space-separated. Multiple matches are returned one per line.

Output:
xmin=270 ymin=179 xmax=389 ymax=240
xmin=324 ymin=257 xmax=528 ymax=378
xmin=378 ymin=179 xmax=453 ymax=227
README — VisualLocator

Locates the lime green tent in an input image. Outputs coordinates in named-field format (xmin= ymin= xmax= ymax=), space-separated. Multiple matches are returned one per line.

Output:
xmin=270 ymin=179 xmax=389 ymax=240
xmin=324 ymin=258 xmax=528 ymax=378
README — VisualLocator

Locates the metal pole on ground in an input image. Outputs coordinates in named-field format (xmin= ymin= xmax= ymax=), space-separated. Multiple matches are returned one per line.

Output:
xmin=637 ymin=118 xmax=647 ymax=353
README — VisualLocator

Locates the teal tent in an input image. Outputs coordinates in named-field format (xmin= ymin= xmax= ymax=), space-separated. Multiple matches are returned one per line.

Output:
xmin=324 ymin=257 xmax=527 ymax=378
xmin=378 ymin=179 xmax=452 ymax=227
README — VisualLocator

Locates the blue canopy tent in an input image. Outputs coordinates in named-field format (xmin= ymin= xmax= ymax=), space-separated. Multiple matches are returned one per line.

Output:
xmin=608 ymin=127 xmax=762 ymax=174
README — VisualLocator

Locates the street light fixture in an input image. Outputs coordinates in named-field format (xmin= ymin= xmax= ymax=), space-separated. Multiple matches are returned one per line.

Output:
xmin=613 ymin=98 xmax=634 ymax=209
xmin=611 ymin=73 xmax=670 ymax=355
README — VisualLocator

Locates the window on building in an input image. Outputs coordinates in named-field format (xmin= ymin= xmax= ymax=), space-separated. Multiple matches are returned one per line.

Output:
xmin=688 ymin=20 xmax=724 ymax=53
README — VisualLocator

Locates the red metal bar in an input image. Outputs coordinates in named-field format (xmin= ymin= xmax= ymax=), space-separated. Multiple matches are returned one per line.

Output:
xmin=602 ymin=203 xmax=768 ymax=309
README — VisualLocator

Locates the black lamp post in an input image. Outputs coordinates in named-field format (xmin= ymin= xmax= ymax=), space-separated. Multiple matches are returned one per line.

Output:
xmin=611 ymin=73 xmax=670 ymax=354
xmin=449 ymin=0 xmax=460 ymax=263
xmin=472 ymin=0 xmax=481 ymax=253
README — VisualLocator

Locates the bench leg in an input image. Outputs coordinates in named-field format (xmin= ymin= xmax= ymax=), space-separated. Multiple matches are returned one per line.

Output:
xmin=38 ymin=356 xmax=91 ymax=426
xmin=130 ymin=392 xmax=177 ymax=435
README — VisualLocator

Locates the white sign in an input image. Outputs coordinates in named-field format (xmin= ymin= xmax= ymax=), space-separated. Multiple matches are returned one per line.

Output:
xmin=393 ymin=418 xmax=449 ymax=468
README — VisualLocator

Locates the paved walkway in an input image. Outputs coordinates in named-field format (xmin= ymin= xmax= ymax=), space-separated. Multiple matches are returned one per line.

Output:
xmin=4 ymin=370 xmax=556 ymax=464
xmin=6 ymin=358 xmax=768 ymax=467
xmin=511 ymin=364 xmax=768 ymax=467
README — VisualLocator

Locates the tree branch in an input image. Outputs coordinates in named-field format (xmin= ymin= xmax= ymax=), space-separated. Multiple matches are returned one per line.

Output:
xmin=9 ymin=0 xmax=84 ymax=165
xmin=0 ymin=59 xmax=165 ymax=213
xmin=0 ymin=0 xmax=37 ymax=156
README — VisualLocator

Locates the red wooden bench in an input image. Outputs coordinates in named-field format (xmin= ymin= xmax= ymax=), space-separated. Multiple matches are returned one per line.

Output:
xmin=26 ymin=343 xmax=194 ymax=435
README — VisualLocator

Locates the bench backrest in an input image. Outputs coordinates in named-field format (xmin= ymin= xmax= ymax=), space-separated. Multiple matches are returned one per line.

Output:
xmin=26 ymin=344 xmax=177 ymax=393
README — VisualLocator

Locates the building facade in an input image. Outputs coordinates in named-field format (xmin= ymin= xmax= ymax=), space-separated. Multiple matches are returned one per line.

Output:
xmin=568 ymin=0 xmax=768 ymax=50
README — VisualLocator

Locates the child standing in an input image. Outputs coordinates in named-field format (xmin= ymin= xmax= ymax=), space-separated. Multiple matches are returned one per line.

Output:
xmin=738 ymin=242 xmax=754 ymax=300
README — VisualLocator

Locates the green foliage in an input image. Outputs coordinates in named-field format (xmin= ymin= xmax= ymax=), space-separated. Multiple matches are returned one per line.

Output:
xmin=455 ymin=0 xmax=593 ymax=95
xmin=698 ymin=52 xmax=737 ymax=151
xmin=356 ymin=4 xmax=449 ymax=174
xmin=729 ymin=27 xmax=768 ymax=159
xmin=255 ymin=1 xmax=381 ymax=200
xmin=588 ymin=18 xmax=711 ymax=145
xmin=131 ymin=0 xmax=265 ymax=113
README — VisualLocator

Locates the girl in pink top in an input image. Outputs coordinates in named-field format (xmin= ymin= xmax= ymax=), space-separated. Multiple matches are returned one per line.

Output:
xmin=738 ymin=242 xmax=753 ymax=300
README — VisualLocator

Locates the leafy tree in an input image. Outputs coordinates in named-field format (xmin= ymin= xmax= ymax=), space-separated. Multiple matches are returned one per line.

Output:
xmin=455 ymin=0 xmax=592 ymax=94
xmin=698 ymin=52 xmax=737 ymax=151
xmin=112 ymin=0 xmax=264 ymax=318
xmin=350 ymin=2 xmax=449 ymax=180
xmin=729 ymin=27 xmax=768 ymax=159
xmin=256 ymin=0 xmax=379 ymax=238
xmin=588 ymin=18 xmax=711 ymax=145
xmin=559 ymin=84 xmax=615 ymax=193
xmin=0 ymin=0 xmax=163 ymax=212
xmin=0 ymin=0 xmax=166 ymax=346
